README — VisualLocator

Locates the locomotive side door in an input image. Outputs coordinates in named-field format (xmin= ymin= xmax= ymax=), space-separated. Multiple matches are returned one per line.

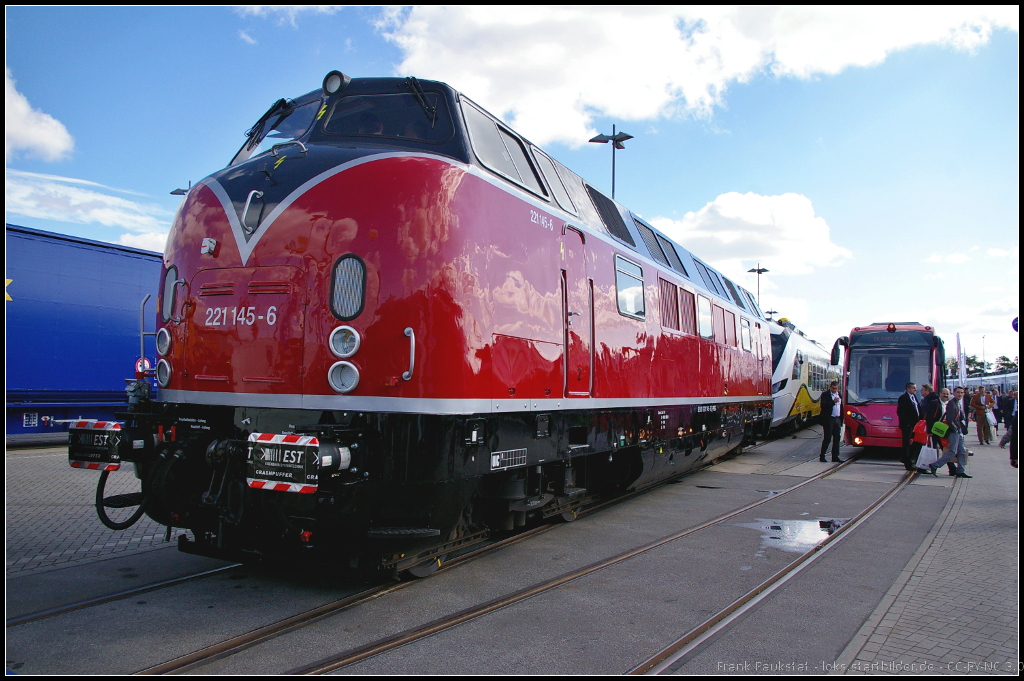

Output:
xmin=562 ymin=225 xmax=592 ymax=397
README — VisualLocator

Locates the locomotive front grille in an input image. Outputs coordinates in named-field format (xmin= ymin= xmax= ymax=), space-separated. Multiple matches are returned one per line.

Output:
xmin=331 ymin=255 xmax=365 ymax=320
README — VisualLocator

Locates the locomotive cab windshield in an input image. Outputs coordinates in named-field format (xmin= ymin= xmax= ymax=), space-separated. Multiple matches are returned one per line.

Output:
xmin=322 ymin=92 xmax=454 ymax=143
xmin=230 ymin=95 xmax=323 ymax=166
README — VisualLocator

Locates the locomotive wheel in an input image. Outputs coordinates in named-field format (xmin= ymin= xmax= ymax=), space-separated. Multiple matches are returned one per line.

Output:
xmin=559 ymin=507 xmax=579 ymax=522
xmin=95 ymin=468 xmax=149 ymax=531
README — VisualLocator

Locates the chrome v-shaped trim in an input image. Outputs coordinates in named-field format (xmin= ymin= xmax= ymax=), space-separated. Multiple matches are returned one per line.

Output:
xmin=197 ymin=152 xmax=462 ymax=266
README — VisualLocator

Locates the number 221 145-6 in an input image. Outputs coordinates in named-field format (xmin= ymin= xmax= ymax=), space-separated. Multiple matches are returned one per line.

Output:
xmin=204 ymin=305 xmax=277 ymax=327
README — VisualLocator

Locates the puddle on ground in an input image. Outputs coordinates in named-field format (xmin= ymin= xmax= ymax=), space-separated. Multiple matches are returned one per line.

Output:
xmin=735 ymin=518 xmax=850 ymax=557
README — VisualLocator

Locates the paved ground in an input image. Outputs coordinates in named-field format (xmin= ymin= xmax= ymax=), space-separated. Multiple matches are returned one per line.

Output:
xmin=834 ymin=440 xmax=1019 ymax=675
xmin=5 ymin=430 xmax=1017 ymax=675
xmin=5 ymin=446 xmax=171 ymax=575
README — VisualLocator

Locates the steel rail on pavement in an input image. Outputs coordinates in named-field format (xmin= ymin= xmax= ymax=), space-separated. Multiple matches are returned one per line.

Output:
xmin=135 ymin=524 xmax=555 ymax=675
xmin=289 ymin=455 xmax=864 ymax=675
xmin=5 ymin=564 xmax=241 ymax=627
xmin=630 ymin=469 xmax=918 ymax=675
xmin=131 ymin=442 xmax=769 ymax=674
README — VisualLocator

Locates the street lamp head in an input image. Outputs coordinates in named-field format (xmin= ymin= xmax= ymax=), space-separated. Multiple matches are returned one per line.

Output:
xmin=747 ymin=267 xmax=769 ymax=275
xmin=589 ymin=126 xmax=632 ymax=200
xmin=590 ymin=131 xmax=633 ymax=149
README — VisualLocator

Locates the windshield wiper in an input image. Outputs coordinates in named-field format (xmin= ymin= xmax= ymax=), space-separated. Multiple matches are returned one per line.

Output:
xmin=244 ymin=98 xmax=294 ymax=151
xmin=406 ymin=77 xmax=437 ymax=128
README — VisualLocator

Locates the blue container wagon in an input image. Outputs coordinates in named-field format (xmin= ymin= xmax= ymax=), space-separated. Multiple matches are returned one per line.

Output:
xmin=5 ymin=224 xmax=163 ymax=445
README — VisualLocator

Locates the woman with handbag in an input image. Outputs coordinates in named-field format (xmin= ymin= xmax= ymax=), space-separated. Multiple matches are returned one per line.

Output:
xmin=971 ymin=387 xmax=994 ymax=445
xmin=927 ymin=388 xmax=971 ymax=477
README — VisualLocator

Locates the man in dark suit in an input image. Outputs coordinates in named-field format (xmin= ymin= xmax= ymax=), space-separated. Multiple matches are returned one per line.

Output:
xmin=897 ymin=382 xmax=922 ymax=471
xmin=820 ymin=381 xmax=844 ymax=463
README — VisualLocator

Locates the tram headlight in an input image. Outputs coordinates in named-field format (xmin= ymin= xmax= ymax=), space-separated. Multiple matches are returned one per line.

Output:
xmin=156 ymin=327 xmax=172 ymax=356
xmin=156 ymin=359 xmax=172 ymax=387
xmin=328 ymin=361 xmax=360 ymax=394
xmin=329 ymin=326 xmax=361 ymax=359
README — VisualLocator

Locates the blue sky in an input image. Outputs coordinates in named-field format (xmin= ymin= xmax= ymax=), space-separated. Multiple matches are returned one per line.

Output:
xmin=5 ymin=7 xmax=1019 ymax=361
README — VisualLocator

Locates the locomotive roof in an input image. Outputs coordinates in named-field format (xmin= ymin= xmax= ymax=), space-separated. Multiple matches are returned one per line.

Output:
xmin=232 ymin=74 xmax=765 ymax=321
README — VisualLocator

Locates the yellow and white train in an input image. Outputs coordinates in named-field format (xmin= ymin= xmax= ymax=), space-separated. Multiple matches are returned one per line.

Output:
xmin=768 ymin=319 xmax=840 ymax=430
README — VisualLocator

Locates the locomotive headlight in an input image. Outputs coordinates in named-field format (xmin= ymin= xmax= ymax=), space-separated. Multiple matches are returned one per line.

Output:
xmin=329 ymin=325 xmax=361 ymax=359
xmin=156 ymin=359 xmax=172 ymax=387
xmin=318 ymin=443 xmax=352 ymax=471
xmin=328 ymin=361 xmax=360 ymax=393
xmin=322 ymin=70 xmax=351 ymax=95
xmin=156 ymin=327 xmax=172 ymax=356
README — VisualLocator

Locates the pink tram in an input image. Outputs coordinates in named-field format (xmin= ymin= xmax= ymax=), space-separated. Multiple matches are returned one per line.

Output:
xmin=69 ymin=72 xmax=773 ymax=574
xmin=832 ymin=322 xmax=946 ymax=448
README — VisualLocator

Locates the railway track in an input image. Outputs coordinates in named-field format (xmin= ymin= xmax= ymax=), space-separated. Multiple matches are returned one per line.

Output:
xmin=9 ymin=432 xmax=839 ymax=671
xmin=629 ymin=469 xmax=916 ymax=674
xmin=286 ymin=455 xmax=870 ymax=675
xmin=6 ymin=436 xmax=739 ymax=634
xmin=125 ymin=444 xmax=770 ymax=671
xmin=5 ymin=564 xmax=241 ymax=627
xmin=134 ymin=453 xmax=737 ymax=675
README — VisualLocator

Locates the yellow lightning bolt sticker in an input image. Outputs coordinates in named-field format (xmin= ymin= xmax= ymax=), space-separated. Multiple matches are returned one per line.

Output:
xmin=5 ymin=279 xmax=11 ymax=302
xmin=274 ymin=155 xmax=287 ymax=170
xmin=317 ymin=104 xmax=328 ymax=120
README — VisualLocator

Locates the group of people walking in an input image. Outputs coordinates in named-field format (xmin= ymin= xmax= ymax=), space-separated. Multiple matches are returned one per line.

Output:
xmin=897 ymin=382 xmax=1019 ymax=476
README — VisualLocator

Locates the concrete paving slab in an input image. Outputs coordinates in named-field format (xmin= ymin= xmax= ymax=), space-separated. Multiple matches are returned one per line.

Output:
xmin=832 ymin=440 xmax=1018 ymax=675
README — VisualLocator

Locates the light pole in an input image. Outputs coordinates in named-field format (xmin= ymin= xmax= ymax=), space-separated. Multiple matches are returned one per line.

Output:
xmin=747 ymin=264 xmax=768 ymax=307
xmin=589 ymin=124 xmax=633 ymax=199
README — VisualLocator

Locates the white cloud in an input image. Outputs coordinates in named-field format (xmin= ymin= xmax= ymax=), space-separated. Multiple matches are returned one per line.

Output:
xmin=6 ymin=169 xmax=146 ymax=195
xmin=5 ymin=169 xmax=171 ymax=233
xmin=236 ymin=5 xmax=341 ymax=27
xmin=238 ymin=29 xmax=257 ymax=45
xmin=5 ymin=68 xmax=74 ymax=162
xmin=650 ymin=192 xmax=851 ymax=297
xmin=117 ymin=232 xmax=168 ymax=253
xmin=987 ymin=247 xmax=1017 ymax=257
xmin=379 ymin=7 xmax=1018 ymax=145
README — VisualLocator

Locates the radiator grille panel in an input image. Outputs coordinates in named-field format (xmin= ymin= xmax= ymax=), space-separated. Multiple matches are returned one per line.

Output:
xmin=331 ymin=256 xmax=365 ymax=320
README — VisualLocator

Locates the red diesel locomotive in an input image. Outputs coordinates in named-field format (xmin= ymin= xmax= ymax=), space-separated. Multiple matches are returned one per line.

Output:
xmin=70 ymin=72 xmax=773 ymax=575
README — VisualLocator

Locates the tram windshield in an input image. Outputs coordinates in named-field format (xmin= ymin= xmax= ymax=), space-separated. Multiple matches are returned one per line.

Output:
xmin=230 ymin=99 xmax=321 ymax=165
xmin=846 ymin=347 xmax=931 ymax=404
xmin=322 ymin=93 xmax=453 ymax=143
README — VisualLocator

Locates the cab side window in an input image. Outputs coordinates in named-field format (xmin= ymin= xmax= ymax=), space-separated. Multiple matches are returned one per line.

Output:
xmin=615 ymin=256 xmax=645 ymax=319
xmin=697 ymin=295 xmax=713 ymax=339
